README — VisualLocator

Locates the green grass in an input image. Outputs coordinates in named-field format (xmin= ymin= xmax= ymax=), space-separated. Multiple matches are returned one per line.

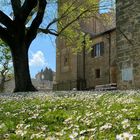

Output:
xmin=0 ymin=91 xmax=140 ymax=140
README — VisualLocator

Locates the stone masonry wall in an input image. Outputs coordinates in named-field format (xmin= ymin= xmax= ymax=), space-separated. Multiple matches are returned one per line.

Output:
xmin=86 ymin=30 xmax=116 ymax=89
xmin=116 ymin=0 xmax=140 ymax=89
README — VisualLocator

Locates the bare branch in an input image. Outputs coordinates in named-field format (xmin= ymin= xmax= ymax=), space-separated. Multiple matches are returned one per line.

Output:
xmin=38 ymin=28 xmax=58 ymax=36
xmin=11 ymin=0 xmax=21 ymax=17
xmin=0 ymin=11 xmax=14 ymax=31
xmin=25 ymin=0 xmax=47 ymax=47
xmin=0 ymin=25 xmax=14 ymax=47
xmin=41 ymin=1 xmax=99 ymax=36
xmin=14 ymin=0 xmax=37 ymax=23
xmin=45 ymin=0 xmax=78 ymax=30
xmin=45 ymin=0 xmax=92 ymax=31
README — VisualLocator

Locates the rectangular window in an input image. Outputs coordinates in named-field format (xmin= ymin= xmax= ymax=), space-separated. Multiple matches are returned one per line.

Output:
xmin=122 ymin=67 xmax=133 ymax=81
xmin=95 ymin=69 xmax=100 ymax=78
xmin=64 ymin=57 xmax=68 ymax=66
xmin=91 ymin=42 xmax=104 ymax=57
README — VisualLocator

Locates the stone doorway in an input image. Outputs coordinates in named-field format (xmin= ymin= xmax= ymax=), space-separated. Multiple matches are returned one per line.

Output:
xmin=110 ymin=66 xmax=117 ymax=83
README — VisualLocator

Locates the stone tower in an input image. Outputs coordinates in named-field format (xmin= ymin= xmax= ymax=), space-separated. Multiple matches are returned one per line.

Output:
xmin=55 ymin=0 xmax=100 ymax=90
xmin=116 ymin=0 xmax=140 ymax=89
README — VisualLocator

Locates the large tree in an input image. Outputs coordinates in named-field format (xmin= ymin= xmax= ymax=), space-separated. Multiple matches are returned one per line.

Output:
xmin=0 ymin=0 xmax=113 ymax=92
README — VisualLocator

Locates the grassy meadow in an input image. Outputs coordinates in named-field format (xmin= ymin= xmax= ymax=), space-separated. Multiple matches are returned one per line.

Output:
xmin=0 ymin=91 xmax=140 ymax=140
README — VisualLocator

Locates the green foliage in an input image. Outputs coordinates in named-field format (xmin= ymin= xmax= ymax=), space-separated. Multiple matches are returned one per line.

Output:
xmin=0 ymin=39 xmax=13 ymax=79
xmin=0 ymin=91 xmax=140 ymax=139
xmin=58 ymin=0 xmax=115 ymax=53
xmin=0 ymin=40 xmax=12 ymax=71
xmin=58 ymin=0 xmax=98 ymax=51
xmin=0 ymin=40 xmax=11 ymax=64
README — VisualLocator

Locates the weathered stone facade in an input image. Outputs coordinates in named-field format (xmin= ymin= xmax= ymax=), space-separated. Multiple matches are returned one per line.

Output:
xmin=55 ymin=45 xmax=79 ymax=90
xmin=86 ymin=29 xmax=116 ymax=89
xmin=55 ymin=0 xmax=140 ymax=90
xmin=116 ymin=0 xmax=140 ymax=89
xmin=54 ymin=13 xmax=116 ymax=90
xmin=55 ymin=28 xmax=117 ymax=90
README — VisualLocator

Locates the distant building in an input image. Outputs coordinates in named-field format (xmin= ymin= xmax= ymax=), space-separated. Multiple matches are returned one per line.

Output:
xmin=35 ymin=67 xmax=55 ymax=89
xmin=3 ymin=78 xmax=54 ymax=92
xmin=35 ymin=68 xmax=55 ymax=81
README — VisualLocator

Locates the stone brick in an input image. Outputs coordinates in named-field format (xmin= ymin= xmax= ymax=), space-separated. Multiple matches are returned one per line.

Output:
xmin=117 ymin=0 xmax=140 ymax=89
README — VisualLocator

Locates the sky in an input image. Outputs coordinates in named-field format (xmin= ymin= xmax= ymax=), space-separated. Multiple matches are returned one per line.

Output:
xmin=29 ymin=34 xmax=56 ymax=78
xmin=29 ymin=3 xmax=57 ymax=78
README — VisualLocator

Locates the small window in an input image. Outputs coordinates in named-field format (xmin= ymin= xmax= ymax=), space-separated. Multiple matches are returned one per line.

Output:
xmin=64 ymin=57 xmax=68 ymax=66
xmin=122 ymin=67 xmax=133 ymax=81
xmin=91 ymin=42 xmax=104 ymax=57
xmin=95 ymin=69 xmax=100 ymax=78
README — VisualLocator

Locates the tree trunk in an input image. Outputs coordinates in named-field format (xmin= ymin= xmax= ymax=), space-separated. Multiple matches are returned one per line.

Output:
xmin=0 ymin=76 xmax=5 ymax=92
xmin=11 ymin=45 xmax=37 ymax=92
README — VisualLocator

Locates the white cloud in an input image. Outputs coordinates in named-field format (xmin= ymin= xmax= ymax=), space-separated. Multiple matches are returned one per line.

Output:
xmin=29 ymin=51 xmax=47 ymax=67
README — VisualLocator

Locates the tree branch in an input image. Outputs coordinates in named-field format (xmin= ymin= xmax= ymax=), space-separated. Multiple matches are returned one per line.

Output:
xmin=0 ymin=11 xmax=14 ymax=31
xmin=14 ymin=0 xmax=37 ymax=23
xmin=0 ymin=25 xmax=14 ymax=47
xmin=45 ymin=0 xmax=78 ymax=30
xmin=40 ymin=4 xmax=97 ymax=36
xmin=44 ymin=2 xmax=99 ymax=36
xmin=25 ymin=0 xmax=47 ymax=47
xmin=58 ymin=9 xmax=89 ymax=36
xmin=38 ymin=28 xmax=58 ymax=36
xmin=45 ymin=0 xmax=87 ymax=31
xmin=11 ymin=0 xmax=21 ymax=17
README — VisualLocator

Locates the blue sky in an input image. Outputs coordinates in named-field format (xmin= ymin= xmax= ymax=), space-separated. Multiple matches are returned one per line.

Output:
xmin=29 ymin=34 xmax=56 ymax=78
xmin=29 ymin=3 xmax=57 ymax=78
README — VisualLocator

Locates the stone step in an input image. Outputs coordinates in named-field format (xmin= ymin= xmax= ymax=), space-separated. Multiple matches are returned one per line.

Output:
xmin=95 ymin=83 xmax=117 ymax=91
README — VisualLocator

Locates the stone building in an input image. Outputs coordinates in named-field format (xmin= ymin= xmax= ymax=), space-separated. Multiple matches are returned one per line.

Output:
xmin=35 ymin=68 xmax=55 ymax=90
xmin=116 ymin=0 xmax=140 ymax=89
xmin=54 ymin=10 xmax=116 ymax=90
xmin=86 ymin=28 xmax=116 ymax=89
xmin=54 ymin=0 xmax=140 ymax=90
